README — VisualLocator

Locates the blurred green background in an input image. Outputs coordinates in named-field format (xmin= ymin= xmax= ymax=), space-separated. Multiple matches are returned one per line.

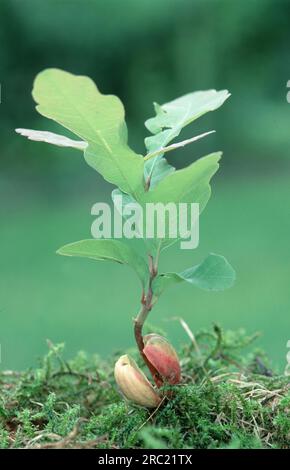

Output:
xmin=1 ymin=0 xmax=290 ymax=370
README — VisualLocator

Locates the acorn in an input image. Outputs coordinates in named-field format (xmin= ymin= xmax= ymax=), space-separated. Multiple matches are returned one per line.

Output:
xmin=143 ymin=334 xmax=181 ymax=386
xmin=114 ymin=354 xmax=161 ymax=408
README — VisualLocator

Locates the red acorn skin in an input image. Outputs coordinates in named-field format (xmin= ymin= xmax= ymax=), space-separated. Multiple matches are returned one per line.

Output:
xmin=143 ymin=334 xmax=181 ymax=386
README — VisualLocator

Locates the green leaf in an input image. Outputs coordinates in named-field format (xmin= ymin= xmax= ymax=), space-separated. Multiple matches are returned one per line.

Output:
xmin=145 ymin=90 xmax=230 ymax=154
xmin=57 ymin=239 xmax=148 ymax=287
xmin=144 ymin=131 xmax=215 ymax=161
xmin=144 ymin=90 xmax=229 ymax=187
xmin=112 ymin=153 xmax=220 ymax=253
xmin=32 ymin=68 xmax=144 ymax=198
xmin=143 ymin=152 xmax=221 ymax=208
xmin=144 ymin=132 xmax=216 ymax=191
xmin=111 ymin=188 xmax=137 ymax=219
xmin=153 ymin=253 xmax=236 ymax=296
xmin=111 ymin=188 xmax=161 ymax=255
xmin=144 ymin=157 xmax=175 ymax=190
xmin=15 ymin=128 xmax=87 ymax=150
xmin=112 ymin=152 xmax=219 ymax=253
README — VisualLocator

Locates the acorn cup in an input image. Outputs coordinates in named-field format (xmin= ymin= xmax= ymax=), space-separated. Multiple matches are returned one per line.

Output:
xmin=143 ymin=334 xmax=181 ymax=387
xmin=114 ymin=354 xmax=161 ymax=408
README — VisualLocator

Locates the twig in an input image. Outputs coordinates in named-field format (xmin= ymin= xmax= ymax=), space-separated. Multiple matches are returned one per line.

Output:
xmin=172 ymin=317 xmax=201 ymax=357
xmin=203 ymin=324 xmax=222 ymax=368
xmin=25 ymin=419 xmax=107 ymax=449
xmin=49 ymin=370 xmax=100 ymax=384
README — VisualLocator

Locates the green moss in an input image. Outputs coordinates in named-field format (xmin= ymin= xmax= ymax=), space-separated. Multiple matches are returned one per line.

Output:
xmin=0 ymin=328 xmax=289 ymax=449
xmin=0 ymin=425 xmax=10 ymax=449
xmin=85 ymin=402 xmax=147 ymax=448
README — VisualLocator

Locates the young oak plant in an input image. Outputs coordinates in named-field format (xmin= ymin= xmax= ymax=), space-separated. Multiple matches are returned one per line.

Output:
xmin=17 ymin=69 xmax=235 ymax=408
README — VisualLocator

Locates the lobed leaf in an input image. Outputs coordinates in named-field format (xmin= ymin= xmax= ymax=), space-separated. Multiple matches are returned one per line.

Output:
xmin=112 ymin=153 xmax=221 ymax=253
xmin=145 ymin=90 xmax=230 ymax=154
xmin=143 ymin=152 xmax=221 ymax=208
xmin=32 ymin=69 xmax=145 ymax=198
xmin=144 ymin=90 xmax=229 ymax=187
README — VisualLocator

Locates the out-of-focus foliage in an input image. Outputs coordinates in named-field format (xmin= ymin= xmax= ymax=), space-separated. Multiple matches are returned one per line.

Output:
xmin=1 ymin=0 xmax=290 ymax=177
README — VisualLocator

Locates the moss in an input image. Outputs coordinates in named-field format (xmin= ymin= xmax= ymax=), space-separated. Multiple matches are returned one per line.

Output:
xmin=85 ymin=402 xmax=147 ymax=448
xmin=0 ymin=327 xmax=289 ymax=449
xmin=273 ymin=395 xmax=290 ymax=447
xmin=0 ymin=424 xmax=10 ymax=449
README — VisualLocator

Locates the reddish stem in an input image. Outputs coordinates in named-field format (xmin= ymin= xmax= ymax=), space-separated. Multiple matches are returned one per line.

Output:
xmin=134 ymin=255 xmax=163 ymax=386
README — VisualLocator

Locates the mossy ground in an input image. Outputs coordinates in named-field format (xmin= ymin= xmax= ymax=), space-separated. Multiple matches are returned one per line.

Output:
xmin=0 ymin=325 xmax=289 ymax=449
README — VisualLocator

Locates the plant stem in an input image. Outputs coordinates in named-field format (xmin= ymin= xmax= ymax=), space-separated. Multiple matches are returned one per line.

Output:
xmin=134 ymin=253 xmax=162 ymax=385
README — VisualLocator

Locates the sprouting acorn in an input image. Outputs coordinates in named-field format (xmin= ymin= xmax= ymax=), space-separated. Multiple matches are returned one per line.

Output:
xmin=114 ymin=354 xmax=161 ymax=408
